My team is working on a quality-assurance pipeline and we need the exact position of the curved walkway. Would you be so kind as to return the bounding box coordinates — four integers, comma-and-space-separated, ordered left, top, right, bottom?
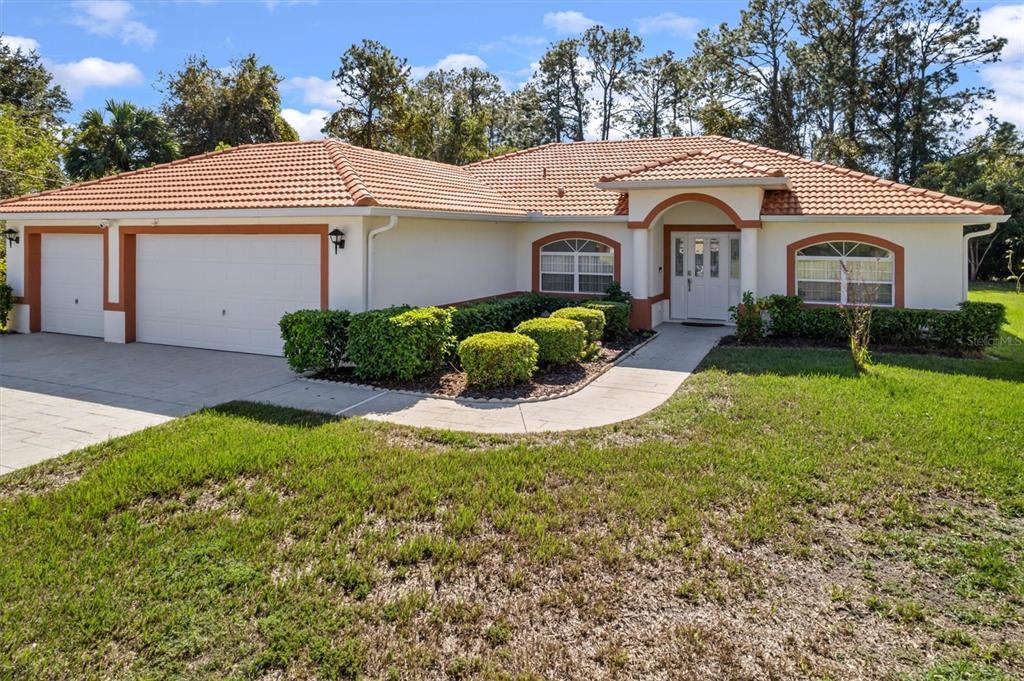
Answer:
249, 324, 729, 433
1, 325, 727, 473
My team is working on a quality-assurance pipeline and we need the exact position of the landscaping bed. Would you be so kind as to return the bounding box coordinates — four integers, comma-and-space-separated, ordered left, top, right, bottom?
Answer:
312, 331, 652, 400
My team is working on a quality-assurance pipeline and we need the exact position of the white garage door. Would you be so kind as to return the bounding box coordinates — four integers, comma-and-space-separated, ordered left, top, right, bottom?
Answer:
136, 234, 321, 355
41, 233, 105, 337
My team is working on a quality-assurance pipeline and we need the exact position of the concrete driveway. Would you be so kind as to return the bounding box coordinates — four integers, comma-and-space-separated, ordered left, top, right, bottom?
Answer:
2, 325, 725, 474
0, 334, 299, 473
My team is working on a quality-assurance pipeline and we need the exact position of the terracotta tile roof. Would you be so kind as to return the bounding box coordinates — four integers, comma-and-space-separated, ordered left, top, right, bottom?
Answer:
597, 150, 785, 183
0, 135, 1003, 218
0, 140, 524, 216
465, 136, 1004, 217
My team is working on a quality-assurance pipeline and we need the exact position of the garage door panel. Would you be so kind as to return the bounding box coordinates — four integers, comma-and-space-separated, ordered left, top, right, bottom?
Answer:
41, 234, 104, 337
136, 234, 321, 355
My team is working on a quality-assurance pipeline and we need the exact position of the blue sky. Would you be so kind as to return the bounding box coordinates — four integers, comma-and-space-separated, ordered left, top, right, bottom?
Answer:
1, 0, 1022, 140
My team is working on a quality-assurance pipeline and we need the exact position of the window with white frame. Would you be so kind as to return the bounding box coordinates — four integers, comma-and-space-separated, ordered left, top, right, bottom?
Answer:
539, 238, 615, 294
795, 240, 895, 306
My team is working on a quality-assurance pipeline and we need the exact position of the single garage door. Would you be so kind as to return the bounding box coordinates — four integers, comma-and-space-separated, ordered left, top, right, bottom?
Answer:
41, 233, 105, 337
136, 234, 321, 355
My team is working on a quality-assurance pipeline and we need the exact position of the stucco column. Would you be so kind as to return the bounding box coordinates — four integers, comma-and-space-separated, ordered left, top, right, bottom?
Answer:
631, 227, 649, 300
629, 227, 653, 330
740, 227, 759, 297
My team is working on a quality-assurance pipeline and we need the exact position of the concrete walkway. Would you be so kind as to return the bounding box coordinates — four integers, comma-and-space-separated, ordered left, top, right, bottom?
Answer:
247, 324, 728, 433
1, 324, 726, 473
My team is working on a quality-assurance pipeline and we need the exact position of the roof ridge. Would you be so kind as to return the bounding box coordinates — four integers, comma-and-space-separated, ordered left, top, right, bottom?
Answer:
324, 140, 378, 207
713, 136, 1003, 215
463, 142, 562, 168
597, 152, 700, 182
0, 143, 265, 208
596, 148, 785, 182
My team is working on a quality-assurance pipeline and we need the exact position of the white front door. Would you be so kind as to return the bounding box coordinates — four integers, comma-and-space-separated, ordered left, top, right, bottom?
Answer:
669, 233, 734, 321
135, 234, 321, 356
41, 233, 105, 337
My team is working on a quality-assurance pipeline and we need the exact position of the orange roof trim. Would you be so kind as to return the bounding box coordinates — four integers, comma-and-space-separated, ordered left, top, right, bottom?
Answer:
0, 136, 1004, 218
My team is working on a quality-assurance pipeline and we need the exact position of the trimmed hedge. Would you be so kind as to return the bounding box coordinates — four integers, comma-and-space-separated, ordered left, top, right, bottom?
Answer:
754, 295, 1005, 349
580, 300, 631, 341
279, 309, 351, 372
449, 293, 576, 340
551, 306, 605, 344
514, 317, 587, 365
0, 281, 13, 332
458, 331, 539, 387
347, 306, 454, 380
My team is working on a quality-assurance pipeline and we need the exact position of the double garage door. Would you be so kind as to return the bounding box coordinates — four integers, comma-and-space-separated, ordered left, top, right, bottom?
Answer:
38, 232, 322, 356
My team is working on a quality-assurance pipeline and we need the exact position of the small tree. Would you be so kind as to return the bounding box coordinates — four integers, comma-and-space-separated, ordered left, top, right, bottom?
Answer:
1007, 247, 1024, 294
840, 263, 874, 373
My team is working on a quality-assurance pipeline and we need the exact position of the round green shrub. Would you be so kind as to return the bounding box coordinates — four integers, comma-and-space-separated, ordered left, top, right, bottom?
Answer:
580, 300, 631, 341
458, 332, 539, 387
513, 317, 586, 366
550, 306, 606, 344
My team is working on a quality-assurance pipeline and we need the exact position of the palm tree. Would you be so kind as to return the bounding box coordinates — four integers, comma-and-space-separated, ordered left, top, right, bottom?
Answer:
64, 100, 179, 181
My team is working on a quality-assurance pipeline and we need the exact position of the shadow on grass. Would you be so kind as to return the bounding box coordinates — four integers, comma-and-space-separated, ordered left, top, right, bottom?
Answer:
207, 401, 342, 428
702, 345, 1024, 383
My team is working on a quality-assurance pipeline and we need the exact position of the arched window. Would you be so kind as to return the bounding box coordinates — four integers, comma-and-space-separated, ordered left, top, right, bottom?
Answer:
539, 238, 616, 294
795, 240, 895, 306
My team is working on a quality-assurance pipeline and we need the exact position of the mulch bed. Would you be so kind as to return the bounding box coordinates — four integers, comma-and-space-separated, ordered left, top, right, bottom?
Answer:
314, 332, 653, 400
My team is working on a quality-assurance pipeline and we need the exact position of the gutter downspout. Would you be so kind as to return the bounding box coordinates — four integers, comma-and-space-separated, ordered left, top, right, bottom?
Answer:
365, 215, 398, 311
963, 221, 998, 301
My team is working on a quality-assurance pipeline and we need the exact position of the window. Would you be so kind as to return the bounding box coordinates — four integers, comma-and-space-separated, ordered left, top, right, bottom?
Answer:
795, 240, 894, 306
729, 237, 740, 279
539, 238, 615, 294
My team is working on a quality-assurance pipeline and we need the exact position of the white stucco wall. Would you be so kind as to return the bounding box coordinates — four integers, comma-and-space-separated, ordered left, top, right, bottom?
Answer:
370, 217, 518, 308
5, 222, 25, 296
758, 221, 967, 309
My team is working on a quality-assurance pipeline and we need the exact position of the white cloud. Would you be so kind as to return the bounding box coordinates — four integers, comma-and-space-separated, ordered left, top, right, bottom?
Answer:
281, 108, 329, 140
282, 76, 340, 108
978, 4, 1024, 127
0, 35, 40, 52
476, 34, 546, 53
543, 10, 598, 35
264, 0, 318, 9
410, 53, 487, 79
71, 1, 156, 48
636, 12, 700, 37
49, 57, 144, 99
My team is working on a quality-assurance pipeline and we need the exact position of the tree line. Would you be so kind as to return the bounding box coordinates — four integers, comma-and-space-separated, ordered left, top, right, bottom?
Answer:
0, 0, 1021, 277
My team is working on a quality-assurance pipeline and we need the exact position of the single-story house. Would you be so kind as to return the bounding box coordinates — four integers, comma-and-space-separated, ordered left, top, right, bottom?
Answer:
0, 136, 1008, 356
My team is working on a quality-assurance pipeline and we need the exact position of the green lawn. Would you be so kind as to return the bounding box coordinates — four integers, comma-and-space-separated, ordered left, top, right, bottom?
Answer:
970, 281, 1024, 361
2, 344, 1022, 679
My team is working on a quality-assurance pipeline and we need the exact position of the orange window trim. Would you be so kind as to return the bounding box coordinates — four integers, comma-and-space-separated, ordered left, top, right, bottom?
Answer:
531, 231, 622, 294
660, 225, 739, 301
628, 192, 761, 230
786, 232, 905, 308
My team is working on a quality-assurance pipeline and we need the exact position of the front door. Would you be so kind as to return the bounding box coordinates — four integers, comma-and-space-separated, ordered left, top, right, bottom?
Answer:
669, 233, 733, 321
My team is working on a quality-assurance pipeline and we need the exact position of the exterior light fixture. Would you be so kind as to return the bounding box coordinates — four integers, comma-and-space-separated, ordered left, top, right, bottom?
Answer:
328, 228, 345, 253
2, 227, 19, 246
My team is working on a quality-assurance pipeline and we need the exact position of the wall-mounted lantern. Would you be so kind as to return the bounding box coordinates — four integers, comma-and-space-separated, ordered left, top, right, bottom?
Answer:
2, 227, 19, 247
328, 228, 345, 253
